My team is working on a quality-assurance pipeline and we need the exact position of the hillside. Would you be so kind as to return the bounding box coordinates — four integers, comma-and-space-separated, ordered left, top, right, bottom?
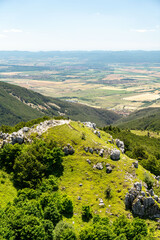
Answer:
115, 107, 160, 131
0, 81, 120, 127
0, 118, 160, 239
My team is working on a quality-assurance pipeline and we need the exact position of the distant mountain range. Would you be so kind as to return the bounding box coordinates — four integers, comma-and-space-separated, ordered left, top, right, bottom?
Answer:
0, 81, 120, 126
0, 50, 160, 64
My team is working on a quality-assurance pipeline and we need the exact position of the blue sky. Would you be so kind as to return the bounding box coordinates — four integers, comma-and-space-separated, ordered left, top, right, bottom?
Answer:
0, 0, 159, 51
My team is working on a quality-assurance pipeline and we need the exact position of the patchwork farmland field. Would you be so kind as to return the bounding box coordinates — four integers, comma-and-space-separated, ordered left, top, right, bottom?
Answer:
0, 51, 160, 114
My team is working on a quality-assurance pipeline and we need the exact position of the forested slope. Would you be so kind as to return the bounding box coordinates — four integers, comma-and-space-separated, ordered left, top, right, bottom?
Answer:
116, 107, 160, 131
0, 81, 120, 126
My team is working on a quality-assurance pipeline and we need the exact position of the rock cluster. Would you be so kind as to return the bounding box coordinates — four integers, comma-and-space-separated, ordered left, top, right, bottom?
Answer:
0, 120, 70, 148
84, 147, 106, 157
110, 149, 120, 160
63, 144, 75, 156
115, 139, 125, 153
83, 122, 96, 129
93, 162, 103, 170
32, 119, 70, 135
125, 182, 160, 218
0, 127, 30, 146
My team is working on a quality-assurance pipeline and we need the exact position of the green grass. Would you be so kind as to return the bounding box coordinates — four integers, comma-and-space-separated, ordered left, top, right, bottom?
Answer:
42, 121, 155, 232
0, 119, 160, 237
0, 170, 17, 208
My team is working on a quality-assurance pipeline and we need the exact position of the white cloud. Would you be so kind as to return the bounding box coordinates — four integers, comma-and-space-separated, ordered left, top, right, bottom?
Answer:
3, 28, 23, 33
130, 28, 156, 33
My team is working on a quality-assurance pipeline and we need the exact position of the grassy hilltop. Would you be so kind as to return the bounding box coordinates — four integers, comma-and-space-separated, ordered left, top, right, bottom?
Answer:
0, 119, 159, 239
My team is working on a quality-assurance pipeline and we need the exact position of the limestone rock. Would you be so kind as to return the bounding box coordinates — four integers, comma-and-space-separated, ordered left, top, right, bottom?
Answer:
155, 176, 160, 181
125, 183, 160, 218
115, 139, 125, 153
99, 198, 105, 207
93, 163, 103, 170
134, 182, 142, 191
63, 144, 75, 156
83, 122, 96, 129
99, 149, 104, 157
86, 159, 91, 164
133, 161, 138, 168
84, 147, 89, 152
110, 149, 120, 160
149, 189, 154, 196
106, 166, 112, 173
89, 148, 93, 154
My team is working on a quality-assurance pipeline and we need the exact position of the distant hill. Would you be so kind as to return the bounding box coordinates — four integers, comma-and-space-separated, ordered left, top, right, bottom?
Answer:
0, 81, 120, 126
116, 107, 160, 131
0, 50, 160, 64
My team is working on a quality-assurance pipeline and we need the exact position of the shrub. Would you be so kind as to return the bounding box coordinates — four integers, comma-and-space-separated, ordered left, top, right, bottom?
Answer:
53, 221, 77, 240
61, 195, 73, 217
82, 205, 92, 222
105, 186, 112, 199
44, 202, 62, 226
143, 173, 154, 190
81, 132, 86, 140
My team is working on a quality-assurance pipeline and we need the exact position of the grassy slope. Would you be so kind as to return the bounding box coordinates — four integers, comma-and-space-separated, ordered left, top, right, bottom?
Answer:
0, 120, 159, 237
0, 81, 120, 127
115, 107, 160, 131
0, 170, 17, 208
42, 121, 156, 234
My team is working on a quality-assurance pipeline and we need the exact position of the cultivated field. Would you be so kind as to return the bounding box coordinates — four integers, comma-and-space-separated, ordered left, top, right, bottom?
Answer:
0, 52, 160, 114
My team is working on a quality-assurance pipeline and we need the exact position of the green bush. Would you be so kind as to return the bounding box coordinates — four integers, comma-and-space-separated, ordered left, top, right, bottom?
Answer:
82, 205, 92, 222
105, 186, 112, 199
143, 173, 154, 190
0, 143, 22, 172
44, 202, 62, 226
53, 221, 77, 240
13, 140, 64, 188
61, 195, 73, 217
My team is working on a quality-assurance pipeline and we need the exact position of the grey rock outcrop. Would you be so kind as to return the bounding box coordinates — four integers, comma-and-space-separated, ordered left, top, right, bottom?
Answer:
149, 189, 154, 196
110, 149, 120, 160
115, 139, 124, 153
133, 161, 138, 168
89, 148, 93, 154
106, 166, 112, 173
84, 147, 89, 152
63, 144, 75, 156
0, 119, 70, 148
83, 122, 96, 129
93, 163, 103, 170
134, 182, 142, 191
155, 176, 160, 181
99, 149, 104, 157
125, 183, 160, 218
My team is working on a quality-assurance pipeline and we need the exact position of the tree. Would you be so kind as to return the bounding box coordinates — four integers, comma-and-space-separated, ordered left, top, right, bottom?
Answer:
0, 143, 22, 172
44, 202, 62, 226
53, 221, 77, 240
82, 206, 92, 222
